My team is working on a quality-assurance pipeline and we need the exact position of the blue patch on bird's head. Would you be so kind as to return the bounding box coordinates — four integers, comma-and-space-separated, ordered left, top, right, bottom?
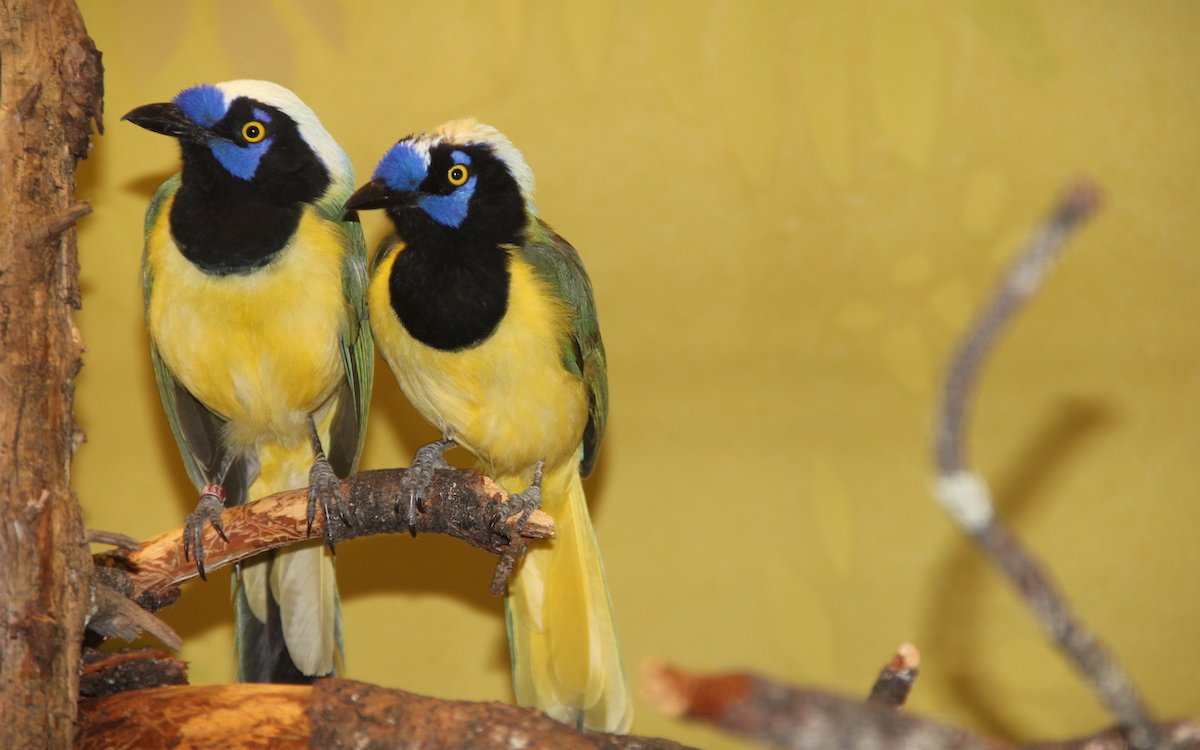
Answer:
209, 138, 273, 180
417, 176, 476, 228
174, 84, 227, 128
416, 149, 477, 227
373, 141, 428, 192
174, 87, 274, 181
375, 142, 478, 227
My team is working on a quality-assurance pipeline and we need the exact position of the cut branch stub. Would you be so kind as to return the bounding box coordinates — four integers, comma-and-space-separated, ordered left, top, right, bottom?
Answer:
867, 643, 921, 709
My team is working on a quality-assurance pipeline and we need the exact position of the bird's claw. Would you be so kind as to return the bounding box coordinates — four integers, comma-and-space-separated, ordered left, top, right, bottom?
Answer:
183, 484, 227, 581
492, 461, 544, 540
486, 462, 543, 596
307, 454, 347, 549
398, 439, 454, 536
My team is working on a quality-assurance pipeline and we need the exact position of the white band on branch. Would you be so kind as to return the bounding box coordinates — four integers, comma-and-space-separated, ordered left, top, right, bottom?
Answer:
934, 471, 994, 533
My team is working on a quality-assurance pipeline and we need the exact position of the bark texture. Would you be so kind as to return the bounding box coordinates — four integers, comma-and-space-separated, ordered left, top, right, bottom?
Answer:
76, 681, 699, 750
641, 661, 1200, 750
92, 467, 555, 617
0, 0, 101, 746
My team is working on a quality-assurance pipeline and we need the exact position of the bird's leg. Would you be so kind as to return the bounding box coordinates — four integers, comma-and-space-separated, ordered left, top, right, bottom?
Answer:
398, 437, 456, 535
492, 460, 544, 539
183, 451, 235, 580
306, 413, 349, 548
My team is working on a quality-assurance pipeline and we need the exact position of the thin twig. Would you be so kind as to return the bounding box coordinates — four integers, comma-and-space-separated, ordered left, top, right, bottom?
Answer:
933, 180, 1161, 749
85, 529, 140, 550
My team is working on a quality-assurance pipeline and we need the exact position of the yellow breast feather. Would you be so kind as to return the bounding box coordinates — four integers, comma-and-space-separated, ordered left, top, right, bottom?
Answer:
369, 248, 586, 478
147, 199, 350, 452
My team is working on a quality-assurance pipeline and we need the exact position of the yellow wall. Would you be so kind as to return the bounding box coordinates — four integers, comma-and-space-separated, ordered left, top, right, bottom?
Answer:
74, 2, 1198, 747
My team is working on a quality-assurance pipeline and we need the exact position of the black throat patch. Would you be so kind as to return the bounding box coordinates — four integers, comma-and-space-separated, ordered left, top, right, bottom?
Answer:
168, 99, 330, 276
169, 166, 302, 275
385, 142, 526, 351
388, 227, 512, 351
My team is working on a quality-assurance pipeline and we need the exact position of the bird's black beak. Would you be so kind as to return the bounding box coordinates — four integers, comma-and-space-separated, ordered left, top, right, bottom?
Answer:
122, 102, 209, 143
343, 178, 415, 218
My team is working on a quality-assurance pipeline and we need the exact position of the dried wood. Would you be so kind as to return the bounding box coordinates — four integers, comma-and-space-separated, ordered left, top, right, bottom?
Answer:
0, 0, 102, 746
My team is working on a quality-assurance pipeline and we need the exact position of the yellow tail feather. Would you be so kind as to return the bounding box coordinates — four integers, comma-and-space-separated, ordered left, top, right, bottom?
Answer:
269, 540, 338, 676
503, 463, 631, 733
236, 438, 341, 679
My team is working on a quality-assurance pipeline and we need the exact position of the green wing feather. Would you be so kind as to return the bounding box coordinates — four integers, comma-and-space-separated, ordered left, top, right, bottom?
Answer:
141, 175, 185, 443
316, 191, 374, 478
141, 174, 247, 496
517, 219, 608, 477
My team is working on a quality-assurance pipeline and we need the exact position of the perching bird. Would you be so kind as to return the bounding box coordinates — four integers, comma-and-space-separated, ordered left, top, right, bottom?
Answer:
124, 80, 372, 683
345, 120, 630, 732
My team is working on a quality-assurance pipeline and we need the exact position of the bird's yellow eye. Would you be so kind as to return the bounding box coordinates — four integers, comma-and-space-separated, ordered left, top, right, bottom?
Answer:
241, 121, 267, 143
447, 164, 470, 186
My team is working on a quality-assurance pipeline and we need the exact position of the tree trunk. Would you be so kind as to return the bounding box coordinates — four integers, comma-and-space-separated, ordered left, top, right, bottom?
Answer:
0, 0, 101, 746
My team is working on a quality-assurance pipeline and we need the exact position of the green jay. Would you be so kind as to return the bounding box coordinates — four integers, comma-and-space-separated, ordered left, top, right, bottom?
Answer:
124, 80, 372, 682
345, 119, 630, 732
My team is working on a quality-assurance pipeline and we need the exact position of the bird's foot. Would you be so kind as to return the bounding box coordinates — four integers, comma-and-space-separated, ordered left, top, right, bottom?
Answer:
183, 484, 228, 580
398, 438, 455, 535
492, 461, 544, 540
307, 453, 348, 548
487, 462, 545, 594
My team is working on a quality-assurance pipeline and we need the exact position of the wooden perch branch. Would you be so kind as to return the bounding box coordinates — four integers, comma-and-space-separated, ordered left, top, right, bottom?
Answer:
76, 680, 698, 750
93, 467, 554, 615
932, 180, 1164, 749
1025, 725, 1200, 750
640, 659, 1200, 750
641, 658, 1002, 750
